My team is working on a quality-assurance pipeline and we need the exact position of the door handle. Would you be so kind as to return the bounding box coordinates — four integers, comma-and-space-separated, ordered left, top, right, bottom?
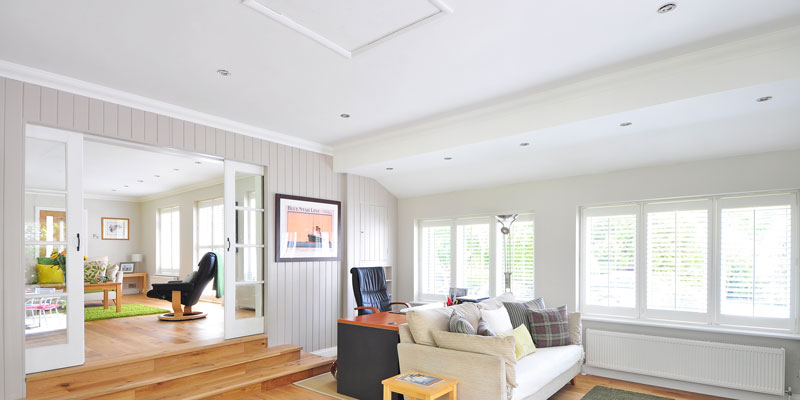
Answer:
77, 233, 81, 252
227, 238, 231, 252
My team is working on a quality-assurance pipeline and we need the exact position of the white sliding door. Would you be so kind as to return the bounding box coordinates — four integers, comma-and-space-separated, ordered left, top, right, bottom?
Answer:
24, 125, 85, 373
224, 160, 266, 339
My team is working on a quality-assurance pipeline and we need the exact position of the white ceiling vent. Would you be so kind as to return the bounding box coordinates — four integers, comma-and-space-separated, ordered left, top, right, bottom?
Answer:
241, 0, 452, 58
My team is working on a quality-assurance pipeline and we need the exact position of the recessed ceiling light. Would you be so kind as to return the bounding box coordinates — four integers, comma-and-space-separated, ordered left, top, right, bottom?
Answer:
216, 69, 231, 77
111, 189, 117, 192
519, 142, 530, 147
340, 113, 350, 118
194, 161, 202, 164
123, 185, 129, 188
173, 168, 180, 171
154, 175, 160, 178
657, 3, 677, 14
386, 167, 394, 171
756, 96, 772, 102
137, 179, 144, 183
444, 157, 453, 161
620, 122, 633, 127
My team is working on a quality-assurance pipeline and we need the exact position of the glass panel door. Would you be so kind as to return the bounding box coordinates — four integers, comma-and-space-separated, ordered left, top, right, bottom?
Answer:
224, 160, 266, 338
24, 125, 84, 373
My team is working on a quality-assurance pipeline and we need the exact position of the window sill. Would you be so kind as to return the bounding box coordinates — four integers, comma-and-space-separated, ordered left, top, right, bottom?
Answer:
582, 315, 800, 341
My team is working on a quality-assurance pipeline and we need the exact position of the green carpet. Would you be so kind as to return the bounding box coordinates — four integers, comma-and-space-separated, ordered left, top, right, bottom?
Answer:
582, 386, 674, 400
84, 304, 169, 322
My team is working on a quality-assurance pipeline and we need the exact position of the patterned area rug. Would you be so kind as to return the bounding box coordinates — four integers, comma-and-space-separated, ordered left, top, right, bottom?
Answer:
582, 386, 675, 400
84, 304, 169, 321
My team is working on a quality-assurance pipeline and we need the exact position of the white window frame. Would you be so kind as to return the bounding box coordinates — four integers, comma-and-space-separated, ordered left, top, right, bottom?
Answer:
579, 191, 799, 333
157, 205, 180, 276
195, 197, 225, 267
417, 213, 535, 302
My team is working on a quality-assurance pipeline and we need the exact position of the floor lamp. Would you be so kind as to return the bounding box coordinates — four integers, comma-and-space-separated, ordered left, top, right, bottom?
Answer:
496, 214, 518, 293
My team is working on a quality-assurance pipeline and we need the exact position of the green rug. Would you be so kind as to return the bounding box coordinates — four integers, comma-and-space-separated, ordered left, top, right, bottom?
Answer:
84, 304, 169, 322
582, 386, 674, 400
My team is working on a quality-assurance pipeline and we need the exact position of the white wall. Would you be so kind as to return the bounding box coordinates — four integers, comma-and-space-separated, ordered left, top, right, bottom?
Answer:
84, 198, 141, 266
397, 149, 800, 394
139, 183, 222, 279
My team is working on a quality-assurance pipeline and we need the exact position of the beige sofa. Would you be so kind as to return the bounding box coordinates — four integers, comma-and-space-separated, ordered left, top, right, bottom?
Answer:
397, 295, 584, 400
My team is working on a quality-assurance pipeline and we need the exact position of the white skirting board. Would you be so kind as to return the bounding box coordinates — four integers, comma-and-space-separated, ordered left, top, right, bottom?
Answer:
584, 366, 790, 400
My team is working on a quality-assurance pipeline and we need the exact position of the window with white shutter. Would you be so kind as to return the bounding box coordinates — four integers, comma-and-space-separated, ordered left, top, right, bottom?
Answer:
457, 220, 491, 297
420, 222, 452, 297
718, 193, 796, 329
157, 206, 180, 276
196, 197, 225, 269
497, 216, 535, 300
644, 200, 710, 321
582, 206, 637, 316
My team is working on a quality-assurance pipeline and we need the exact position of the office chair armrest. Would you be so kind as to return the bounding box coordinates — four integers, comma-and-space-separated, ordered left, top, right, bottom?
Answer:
354, 306, 380, 314
151, 282, 195, 292
390, 302, 411, 308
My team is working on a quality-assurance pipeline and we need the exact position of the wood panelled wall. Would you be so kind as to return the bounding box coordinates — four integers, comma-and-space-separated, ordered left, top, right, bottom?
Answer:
344, 175, 398, 317
0, 77, 357, 398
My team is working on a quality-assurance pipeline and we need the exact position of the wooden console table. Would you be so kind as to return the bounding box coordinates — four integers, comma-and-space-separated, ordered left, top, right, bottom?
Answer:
124, 272, 148, 294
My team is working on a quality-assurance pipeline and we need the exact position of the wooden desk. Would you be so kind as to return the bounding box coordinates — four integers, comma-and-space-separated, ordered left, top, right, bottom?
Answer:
124, 272, 148, 294
337, 312, 407, 400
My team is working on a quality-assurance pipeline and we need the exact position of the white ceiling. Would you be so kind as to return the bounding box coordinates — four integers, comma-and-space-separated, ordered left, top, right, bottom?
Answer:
2, 1, 800, 146
26, 136, 223, 201
348, 78, 800, 197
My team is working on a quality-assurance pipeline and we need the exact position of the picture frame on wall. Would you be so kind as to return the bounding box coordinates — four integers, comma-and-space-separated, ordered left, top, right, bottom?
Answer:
101, 217, 129, 240
119, 262, 135, 273
276, 194, 341, 262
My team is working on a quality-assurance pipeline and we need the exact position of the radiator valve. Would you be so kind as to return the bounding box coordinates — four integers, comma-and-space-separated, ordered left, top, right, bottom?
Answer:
785, 386, 792, 398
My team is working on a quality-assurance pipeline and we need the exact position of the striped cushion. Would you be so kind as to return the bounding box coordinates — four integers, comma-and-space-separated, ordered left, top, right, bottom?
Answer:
503, 297, 546, 330
449, 312, 476, 334
476, 317, 496, 336
526, 305, 571, 347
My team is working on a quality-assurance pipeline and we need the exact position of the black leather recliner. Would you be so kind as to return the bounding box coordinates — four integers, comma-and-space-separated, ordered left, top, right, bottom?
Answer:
147, 252, 218, 321
350, 266, 409, 315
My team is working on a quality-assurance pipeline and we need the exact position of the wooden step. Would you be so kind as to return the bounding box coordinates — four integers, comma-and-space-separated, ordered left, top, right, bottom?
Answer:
25, 334, 271, 400
136, 353, 334, 400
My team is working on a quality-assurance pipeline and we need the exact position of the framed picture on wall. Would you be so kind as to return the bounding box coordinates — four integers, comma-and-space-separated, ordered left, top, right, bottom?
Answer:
276, 194, 341, 262
101, 217, 129, 240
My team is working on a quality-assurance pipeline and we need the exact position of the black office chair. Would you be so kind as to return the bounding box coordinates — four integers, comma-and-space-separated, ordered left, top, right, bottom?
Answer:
147, 252, 218, 321
350, 267, 410, 315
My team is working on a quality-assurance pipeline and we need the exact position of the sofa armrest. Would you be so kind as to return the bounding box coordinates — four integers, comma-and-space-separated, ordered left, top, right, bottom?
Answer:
398, 343, 507, 400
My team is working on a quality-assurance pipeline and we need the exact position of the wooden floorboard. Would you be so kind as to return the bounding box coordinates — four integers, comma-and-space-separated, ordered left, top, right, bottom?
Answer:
255, 375, 729, 400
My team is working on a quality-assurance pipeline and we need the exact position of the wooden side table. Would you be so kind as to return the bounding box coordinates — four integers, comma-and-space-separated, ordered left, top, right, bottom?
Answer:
382, 371, 458, 400
123, 272, 148, 294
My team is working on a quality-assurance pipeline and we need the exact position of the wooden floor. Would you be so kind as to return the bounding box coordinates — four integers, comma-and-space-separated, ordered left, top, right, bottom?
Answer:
26, 294, 256, 364
256, 375, 728, 400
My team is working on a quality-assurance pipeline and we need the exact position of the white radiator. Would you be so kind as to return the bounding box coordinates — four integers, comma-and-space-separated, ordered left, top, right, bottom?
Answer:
586, 329, 785, 396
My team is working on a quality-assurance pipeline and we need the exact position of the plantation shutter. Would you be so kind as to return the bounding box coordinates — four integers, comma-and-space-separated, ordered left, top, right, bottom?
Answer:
421, 224, 452, 296
497, 217, 535, 299
583, 206, 637, 313
457, 220, 491, 296
645, 200, 710, 315
719, 194, 794, 321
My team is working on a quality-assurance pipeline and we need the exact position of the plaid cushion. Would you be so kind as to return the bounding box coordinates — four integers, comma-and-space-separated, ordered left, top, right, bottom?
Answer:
449, 311, 476, 335
503, 297, 546, 330
476, 317, 496, 336
526, 305, 571, 347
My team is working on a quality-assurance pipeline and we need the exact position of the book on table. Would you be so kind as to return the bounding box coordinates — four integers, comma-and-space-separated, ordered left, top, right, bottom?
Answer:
395, 372, 442, 387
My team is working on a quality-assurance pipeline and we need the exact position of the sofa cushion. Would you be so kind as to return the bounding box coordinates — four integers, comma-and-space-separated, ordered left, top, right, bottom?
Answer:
478, 292, 516, 310
406, 307, 454, 346
527, 305, 571, 347
476, 317, 496, 336
481, 306, 513, 334
84, 257, 109, 283
568, 312, 582, 345
512, 345, 584, 400
503, 298, 546, 330
432, 330, 518, 388
36, 264, 64, 284
449, 302, 481, 329
106, 264, 120, 282
449, 311, 476, 334
499, 324, 536, 359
